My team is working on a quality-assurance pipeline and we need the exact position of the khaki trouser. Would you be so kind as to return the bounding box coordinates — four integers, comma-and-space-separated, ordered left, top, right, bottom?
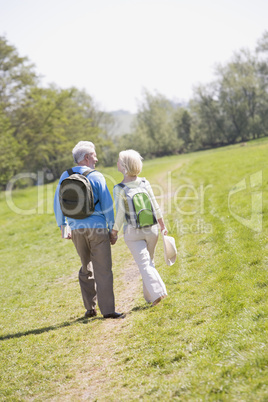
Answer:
124, 224, 167, 303
72, 228, 115, 316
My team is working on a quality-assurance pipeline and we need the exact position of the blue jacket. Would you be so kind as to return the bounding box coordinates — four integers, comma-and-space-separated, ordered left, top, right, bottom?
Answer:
54, 166, 114, 231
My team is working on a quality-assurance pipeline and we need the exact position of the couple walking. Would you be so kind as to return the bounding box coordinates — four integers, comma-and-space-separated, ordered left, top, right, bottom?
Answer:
54, 141, 167, 319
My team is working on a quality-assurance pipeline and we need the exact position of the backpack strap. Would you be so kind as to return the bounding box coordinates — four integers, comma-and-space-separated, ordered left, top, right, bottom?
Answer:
82, 169, 95, 177
140, 178, 146, 186
67, 168, 74, 176
118, 179, 146, 187
116, 183, 130, 223
82, 169, 99, 206
67, 168, 95, 177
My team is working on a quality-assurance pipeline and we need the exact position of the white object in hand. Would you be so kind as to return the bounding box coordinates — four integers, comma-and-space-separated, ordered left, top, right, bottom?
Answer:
61, 224, 71, 239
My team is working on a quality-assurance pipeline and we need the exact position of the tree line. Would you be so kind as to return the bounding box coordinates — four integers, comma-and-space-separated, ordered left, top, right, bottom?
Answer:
118, 31, 268, 157
1, 32, 268, 189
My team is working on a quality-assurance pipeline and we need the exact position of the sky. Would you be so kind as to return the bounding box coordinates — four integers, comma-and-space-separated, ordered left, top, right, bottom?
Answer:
0, 0, 268, 113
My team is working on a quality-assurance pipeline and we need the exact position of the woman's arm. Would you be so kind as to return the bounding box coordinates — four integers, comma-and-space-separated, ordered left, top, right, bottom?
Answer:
112, 185, 126, 232
157, 217, 168, 235
145, 179, 168, 235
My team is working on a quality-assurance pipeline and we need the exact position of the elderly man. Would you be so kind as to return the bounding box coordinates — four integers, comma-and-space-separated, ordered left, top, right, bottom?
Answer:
54, 141, 123, 319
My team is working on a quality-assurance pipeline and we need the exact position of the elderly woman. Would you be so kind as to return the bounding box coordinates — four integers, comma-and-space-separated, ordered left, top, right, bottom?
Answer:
110, 150, 167, 306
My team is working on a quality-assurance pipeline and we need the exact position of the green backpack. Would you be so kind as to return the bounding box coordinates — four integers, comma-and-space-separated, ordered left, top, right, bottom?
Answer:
59, 168, 96, 219
118, 179, 157, 228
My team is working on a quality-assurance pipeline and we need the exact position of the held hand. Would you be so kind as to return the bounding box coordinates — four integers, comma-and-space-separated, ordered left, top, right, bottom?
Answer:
61, 225, 72, 239
161, 227, 168, 236
158, 218, 168, 235
110, 236, 117, 245
109, 230, 118, 245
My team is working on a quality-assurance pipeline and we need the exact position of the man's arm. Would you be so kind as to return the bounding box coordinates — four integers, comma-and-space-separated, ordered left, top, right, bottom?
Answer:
96, 174, 115, 231
53, 183, 67, 228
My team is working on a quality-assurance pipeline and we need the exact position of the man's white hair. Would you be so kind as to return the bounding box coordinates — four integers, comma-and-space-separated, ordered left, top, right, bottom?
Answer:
72, 141, 95, 163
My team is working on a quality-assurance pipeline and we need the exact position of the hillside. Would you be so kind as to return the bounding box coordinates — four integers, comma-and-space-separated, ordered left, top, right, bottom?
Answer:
0, 138, 267, 400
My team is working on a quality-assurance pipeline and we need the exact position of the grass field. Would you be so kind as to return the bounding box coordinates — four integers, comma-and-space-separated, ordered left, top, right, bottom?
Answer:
0, 139, 268, 401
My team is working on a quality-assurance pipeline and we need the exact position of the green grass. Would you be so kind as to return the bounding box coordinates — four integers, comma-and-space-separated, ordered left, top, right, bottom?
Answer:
1, 140, 268, 401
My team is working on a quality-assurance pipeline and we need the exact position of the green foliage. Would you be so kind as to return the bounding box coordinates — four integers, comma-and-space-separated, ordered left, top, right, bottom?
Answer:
174, 108, 192, 149
256, 29, 268, 53
13, 86, 103, 178
190, 46, 268, 150
0, 36, 37, 111
190, 83, 227, 148
0, 36, 114, 188
0, 111, 22, 187
0, 36, 38, 188
217, 49, 266, 142
134, 89, 181, 157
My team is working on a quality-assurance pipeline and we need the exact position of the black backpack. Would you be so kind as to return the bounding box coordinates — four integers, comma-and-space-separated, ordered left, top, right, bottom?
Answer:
59, 168, 96, 219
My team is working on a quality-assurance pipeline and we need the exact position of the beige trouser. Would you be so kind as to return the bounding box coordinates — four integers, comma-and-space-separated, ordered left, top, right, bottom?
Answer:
124, 224, 167, 303
72, 228, 115, 316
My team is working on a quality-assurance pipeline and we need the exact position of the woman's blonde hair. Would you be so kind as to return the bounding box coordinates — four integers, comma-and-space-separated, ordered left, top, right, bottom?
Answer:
118, 149, 143, 176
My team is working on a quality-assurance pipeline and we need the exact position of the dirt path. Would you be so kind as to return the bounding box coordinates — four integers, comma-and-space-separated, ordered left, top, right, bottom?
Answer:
81, 259, 141, 401
56, 245, 142, 401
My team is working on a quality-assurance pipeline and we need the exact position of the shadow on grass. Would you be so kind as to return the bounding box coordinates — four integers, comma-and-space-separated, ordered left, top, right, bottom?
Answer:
131, 304, 151, 312
1, 305, 146, 341
0, 316, 102, 341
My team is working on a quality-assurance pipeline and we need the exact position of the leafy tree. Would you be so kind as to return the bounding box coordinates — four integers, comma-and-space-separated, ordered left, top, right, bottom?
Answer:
191, 46, 268, 148
216, 50, 262, 142
0, 110, 22, 189
0, 36, 112, 186
0, 36, 37, 112
0, 36, 38, 187
256, 30, 268, 53
13, 86, 105, 178
135, 90, 180, 157
256, 31, 268, 135
66, 88, 116, 166
191, 83, 227, 148
173, 108, 192, 151
117, 125, 152, 158
13, 86, 73, 176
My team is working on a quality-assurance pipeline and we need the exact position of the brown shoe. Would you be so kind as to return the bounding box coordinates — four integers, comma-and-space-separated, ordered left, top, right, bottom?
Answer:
152, 295, 167, 306
85, 309, 97, 318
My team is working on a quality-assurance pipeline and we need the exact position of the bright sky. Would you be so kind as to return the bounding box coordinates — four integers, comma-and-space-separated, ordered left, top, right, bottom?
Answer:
0, 0, 268, 113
